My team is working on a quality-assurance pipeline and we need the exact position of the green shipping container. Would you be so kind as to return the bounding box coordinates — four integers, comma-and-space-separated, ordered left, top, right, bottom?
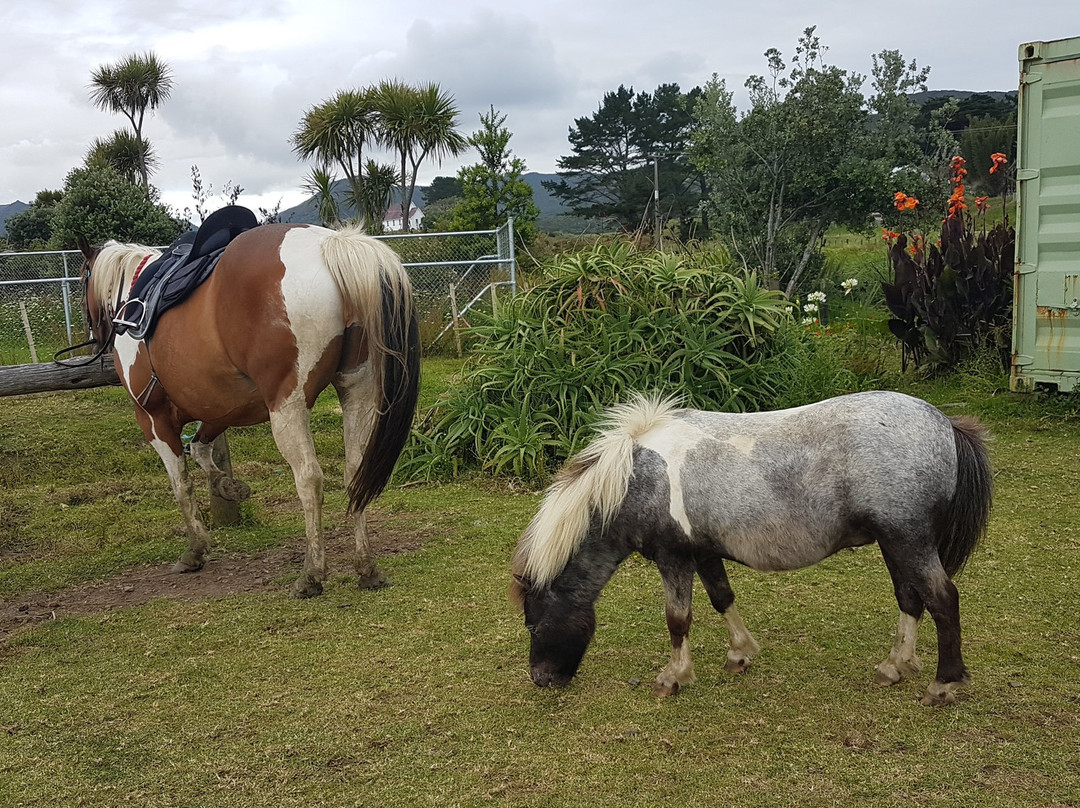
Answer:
1011, 36, 1080, 392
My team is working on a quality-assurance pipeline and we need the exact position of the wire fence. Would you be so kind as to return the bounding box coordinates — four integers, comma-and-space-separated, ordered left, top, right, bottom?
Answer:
0, 220, 515, 365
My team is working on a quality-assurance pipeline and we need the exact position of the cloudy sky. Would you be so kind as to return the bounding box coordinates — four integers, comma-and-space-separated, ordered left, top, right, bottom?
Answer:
2, 0, 1079, 215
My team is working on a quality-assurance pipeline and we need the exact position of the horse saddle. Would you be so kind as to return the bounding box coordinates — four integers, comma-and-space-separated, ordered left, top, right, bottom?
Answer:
113, 205, 259, 341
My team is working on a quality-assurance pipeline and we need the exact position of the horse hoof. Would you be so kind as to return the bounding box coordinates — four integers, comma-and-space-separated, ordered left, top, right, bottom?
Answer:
873, 662, 902, 686
171, 556, 204, 574
291, 578, 324, 599
724, 656, 751, 674
356, 569, 390, 590
215, 477, 251, 502
920, 681, 958, 707
653, 680, 681, 698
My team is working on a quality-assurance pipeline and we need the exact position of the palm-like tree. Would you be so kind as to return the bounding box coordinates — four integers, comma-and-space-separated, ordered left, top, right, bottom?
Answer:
301, 167, 342, 227
349, 161, 399, 235
85, 130, 157, 186
88, 52, 173, 194
372, 80, 467, 232
291, 89, 378, 211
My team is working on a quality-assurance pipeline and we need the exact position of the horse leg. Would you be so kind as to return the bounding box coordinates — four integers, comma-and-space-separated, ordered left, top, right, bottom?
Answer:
189, 433, 251, 508
917, 567, 968, 706
879, 539, 968, 705
268, 398, 327, 599
875, 542, 927, 687
653, 554, 696, 698
696, 552, 761, 673
334, 366, 388, 590
135, 410, 210, 573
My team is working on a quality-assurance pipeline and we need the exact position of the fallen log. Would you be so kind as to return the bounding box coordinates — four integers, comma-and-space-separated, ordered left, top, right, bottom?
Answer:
0, 356, 120, 397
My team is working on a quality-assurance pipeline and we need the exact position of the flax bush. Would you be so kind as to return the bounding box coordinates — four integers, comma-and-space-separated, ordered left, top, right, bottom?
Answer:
400, 241, 808, 483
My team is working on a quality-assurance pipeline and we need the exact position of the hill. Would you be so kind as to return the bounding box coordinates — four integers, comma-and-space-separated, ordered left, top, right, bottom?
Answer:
0, 201, 30, 238
273, 173, 595, 234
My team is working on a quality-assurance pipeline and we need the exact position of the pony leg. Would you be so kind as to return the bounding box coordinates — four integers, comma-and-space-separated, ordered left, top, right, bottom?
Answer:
918, 569, 969, 706
138, 414, 210, 574
269, 399, 327, 599
189, 434, 251, 507
874, 612, 923, 686
696, 553, 761, 673
334, 366, 388, 590
879, 541, 967, 705
653, 556, 696, 698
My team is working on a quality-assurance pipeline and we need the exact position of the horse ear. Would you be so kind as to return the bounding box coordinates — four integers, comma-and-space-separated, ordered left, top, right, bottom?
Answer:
76, 234, 93, 260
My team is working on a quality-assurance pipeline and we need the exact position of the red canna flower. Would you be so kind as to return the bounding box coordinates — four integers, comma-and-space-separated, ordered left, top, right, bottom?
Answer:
975, 195, 990, 213
881, 228, 900, 244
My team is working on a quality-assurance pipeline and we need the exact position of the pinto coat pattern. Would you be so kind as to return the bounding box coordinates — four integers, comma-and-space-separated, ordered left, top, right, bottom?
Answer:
79, 223, 419, 598
512, 392, 992, 706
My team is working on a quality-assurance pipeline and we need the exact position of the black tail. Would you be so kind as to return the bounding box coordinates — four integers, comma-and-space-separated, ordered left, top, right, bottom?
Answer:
347, 275, 421, 512
939, 416, 993, 577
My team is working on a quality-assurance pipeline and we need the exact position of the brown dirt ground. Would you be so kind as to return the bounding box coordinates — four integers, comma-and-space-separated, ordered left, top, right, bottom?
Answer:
0, 514, 422, 643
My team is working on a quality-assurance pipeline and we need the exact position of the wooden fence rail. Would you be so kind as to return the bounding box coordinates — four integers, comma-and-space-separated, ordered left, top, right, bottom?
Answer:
0, 356, 120, 397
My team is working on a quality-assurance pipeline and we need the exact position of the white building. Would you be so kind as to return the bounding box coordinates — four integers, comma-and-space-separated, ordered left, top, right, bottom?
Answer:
383, 203, 423, 232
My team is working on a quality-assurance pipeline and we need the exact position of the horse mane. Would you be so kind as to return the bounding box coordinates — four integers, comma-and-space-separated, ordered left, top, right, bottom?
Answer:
90, 241, 162, 317
511, 393, 681, 605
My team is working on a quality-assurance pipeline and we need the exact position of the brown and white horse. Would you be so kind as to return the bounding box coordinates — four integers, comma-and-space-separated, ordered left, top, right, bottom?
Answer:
77, 223, 420, 598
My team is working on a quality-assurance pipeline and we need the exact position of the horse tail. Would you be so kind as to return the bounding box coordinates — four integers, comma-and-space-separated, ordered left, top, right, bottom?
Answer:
939, 415, 993, 578
511, 394, 680, 604
320, 225, 420, 513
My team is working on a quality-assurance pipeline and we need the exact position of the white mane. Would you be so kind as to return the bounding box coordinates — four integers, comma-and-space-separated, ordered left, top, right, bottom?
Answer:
514, 393, 681, 591
90, 241, 161, 317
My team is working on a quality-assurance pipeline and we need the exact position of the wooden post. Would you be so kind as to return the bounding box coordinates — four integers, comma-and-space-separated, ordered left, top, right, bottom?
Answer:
0, 356, 120, 397
449, 283, 463, 358
208, 433, 241, 526
18, 301, 38, 364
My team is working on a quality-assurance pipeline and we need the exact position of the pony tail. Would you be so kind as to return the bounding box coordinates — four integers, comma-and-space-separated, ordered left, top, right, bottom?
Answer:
511, 394, 680, 599
939, 416, 993, 577
320, 226, 420, 513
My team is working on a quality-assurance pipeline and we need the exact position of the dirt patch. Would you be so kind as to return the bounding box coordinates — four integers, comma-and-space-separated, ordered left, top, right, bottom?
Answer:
0, 514, 422, 643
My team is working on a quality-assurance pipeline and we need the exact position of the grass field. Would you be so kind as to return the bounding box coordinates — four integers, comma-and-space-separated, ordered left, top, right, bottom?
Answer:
1, 358, 1079, 807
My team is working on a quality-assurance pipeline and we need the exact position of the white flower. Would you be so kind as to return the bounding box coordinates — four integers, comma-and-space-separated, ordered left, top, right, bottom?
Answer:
807, 291, 827, 303
784, 306, 794, 316
803, 302, 819, 314
841, 278, 859, 295
801, 316, 816, 326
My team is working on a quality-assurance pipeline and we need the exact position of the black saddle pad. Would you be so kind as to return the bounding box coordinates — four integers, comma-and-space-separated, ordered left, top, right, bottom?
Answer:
114, 206, 258, 340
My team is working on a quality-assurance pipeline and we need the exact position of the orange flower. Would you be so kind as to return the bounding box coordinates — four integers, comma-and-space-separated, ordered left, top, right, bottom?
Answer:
904, 196, 919, 210
881, 228, 900, 243
990, 152, 1008, 174
893, 191, 908, 210
975, 195, 990, 213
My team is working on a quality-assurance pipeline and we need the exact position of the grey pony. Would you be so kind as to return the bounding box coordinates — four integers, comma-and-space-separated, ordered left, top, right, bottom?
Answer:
512, 391, 992, 707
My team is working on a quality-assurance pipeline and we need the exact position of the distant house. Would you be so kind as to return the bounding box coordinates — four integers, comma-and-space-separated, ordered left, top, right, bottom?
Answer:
383, 203, 423, 232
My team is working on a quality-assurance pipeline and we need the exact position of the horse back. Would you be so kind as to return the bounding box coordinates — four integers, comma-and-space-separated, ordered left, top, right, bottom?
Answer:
147, 224, 349, 423
629, 392, 958, 572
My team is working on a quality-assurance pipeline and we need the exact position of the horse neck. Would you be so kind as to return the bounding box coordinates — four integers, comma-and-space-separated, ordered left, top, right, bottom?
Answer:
91, 244, 157, 315
546, 528, 631, 611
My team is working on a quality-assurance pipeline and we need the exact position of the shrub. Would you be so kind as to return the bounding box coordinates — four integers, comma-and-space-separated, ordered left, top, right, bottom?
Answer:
881, 156, 1014, 372
400, 241, 798, 483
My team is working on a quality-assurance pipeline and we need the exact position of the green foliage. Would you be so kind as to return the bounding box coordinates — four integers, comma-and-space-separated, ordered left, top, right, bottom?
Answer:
401, 242, 802, 483
691, 28, 883, 295
49, 165, 186, 248
3, 196, 60, 250
449, 106, 539, 245
545, 83, 704, 236
882, 158, 1015, 373
87, 51, 173, 194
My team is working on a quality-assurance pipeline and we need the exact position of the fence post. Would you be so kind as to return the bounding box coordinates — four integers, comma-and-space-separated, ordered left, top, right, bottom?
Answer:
61, 253, 74, 345
18, 301, 38, 363
449, 283, 463, 358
